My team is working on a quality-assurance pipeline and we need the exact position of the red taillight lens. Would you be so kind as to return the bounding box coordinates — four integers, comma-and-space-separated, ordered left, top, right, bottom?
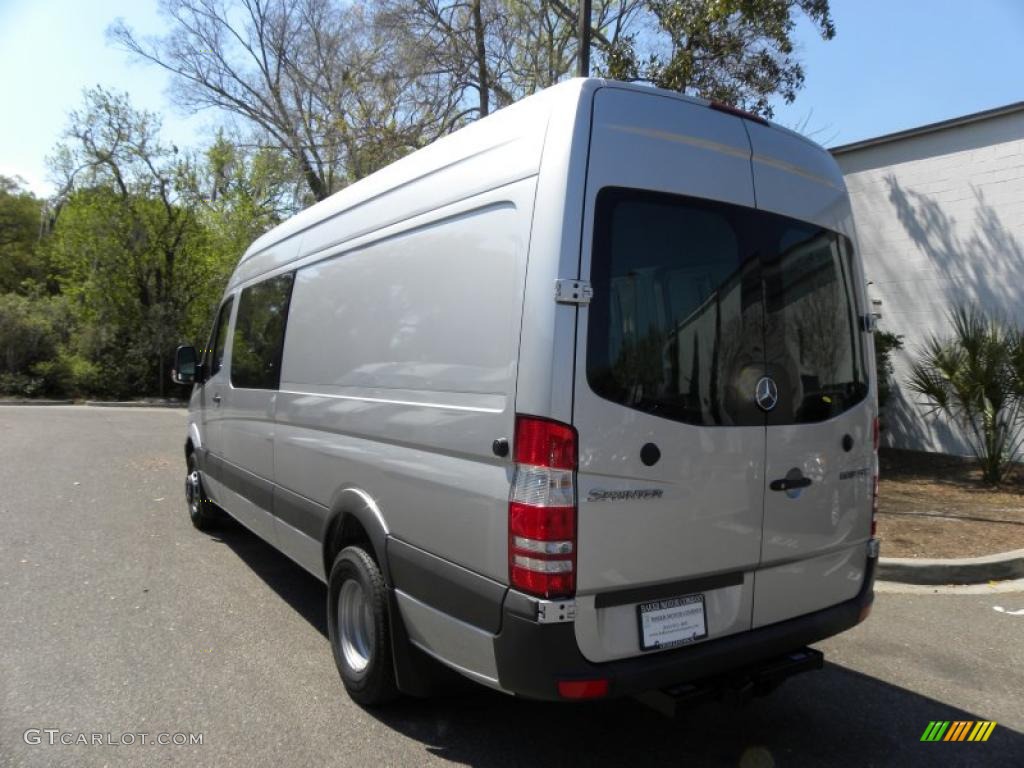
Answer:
511, 563, 575, 599
509, 415, 578, 599
510, 501, 574, 541
557, 679, 609, 699
515, 415, 577, 470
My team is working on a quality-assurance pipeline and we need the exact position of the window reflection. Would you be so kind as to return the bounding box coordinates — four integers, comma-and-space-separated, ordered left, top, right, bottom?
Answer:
231, 274, 294, 390
587, 188, 866, 427
764, 232, 866, 424
208, 297, 233, 376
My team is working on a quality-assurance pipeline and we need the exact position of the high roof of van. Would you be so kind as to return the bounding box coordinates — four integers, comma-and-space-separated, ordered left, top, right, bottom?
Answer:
239, 78, 822, 266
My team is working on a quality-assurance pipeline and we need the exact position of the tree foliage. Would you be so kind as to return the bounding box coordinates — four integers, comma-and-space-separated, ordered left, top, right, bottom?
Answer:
0, 87, 304, 401
0, 292, 73, 396
874, 327, 903, 412
603, 0, 835, 117
178, 130, 299, 292
378, 0, 638, 119
0, 177, 47, 293
47, 87, 220, 396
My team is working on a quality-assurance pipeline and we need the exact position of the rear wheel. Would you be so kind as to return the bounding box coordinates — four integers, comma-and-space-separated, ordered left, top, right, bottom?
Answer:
185, 453, 218, 531
327, 546, 399, 706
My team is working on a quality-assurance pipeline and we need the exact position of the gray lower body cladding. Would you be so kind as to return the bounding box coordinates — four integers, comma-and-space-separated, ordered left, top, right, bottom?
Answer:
386, 533, 877, 700
492, 554, 875, 700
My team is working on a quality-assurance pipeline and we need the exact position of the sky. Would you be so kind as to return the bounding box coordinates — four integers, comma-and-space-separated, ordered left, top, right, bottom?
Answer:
0, 0, 1022, 197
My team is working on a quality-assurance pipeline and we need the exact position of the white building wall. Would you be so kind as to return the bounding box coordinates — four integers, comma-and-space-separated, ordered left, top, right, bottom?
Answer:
834, 110, 1024, 455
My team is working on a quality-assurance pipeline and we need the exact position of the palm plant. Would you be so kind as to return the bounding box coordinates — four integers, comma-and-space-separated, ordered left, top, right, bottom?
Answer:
907, 306, 1024, 485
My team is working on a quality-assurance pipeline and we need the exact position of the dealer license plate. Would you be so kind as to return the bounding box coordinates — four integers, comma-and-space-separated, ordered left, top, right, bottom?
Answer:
637, 594, 708, 651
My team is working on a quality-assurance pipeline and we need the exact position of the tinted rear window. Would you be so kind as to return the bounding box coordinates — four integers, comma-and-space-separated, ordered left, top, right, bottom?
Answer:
587, 188, 867, 427
763, 228, 868, 424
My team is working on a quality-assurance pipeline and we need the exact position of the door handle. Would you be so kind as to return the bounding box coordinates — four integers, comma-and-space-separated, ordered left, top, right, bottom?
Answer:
212, 393, 222, 405
770, 476, 812, 492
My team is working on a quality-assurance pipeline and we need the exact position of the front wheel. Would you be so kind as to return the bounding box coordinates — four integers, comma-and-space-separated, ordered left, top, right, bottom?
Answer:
185, 453, 218, 531
327, 546, 399, 706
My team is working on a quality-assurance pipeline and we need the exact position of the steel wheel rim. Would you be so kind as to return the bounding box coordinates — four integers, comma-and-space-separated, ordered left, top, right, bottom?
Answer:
186, 469, 201, 516
338, 579, 374, 673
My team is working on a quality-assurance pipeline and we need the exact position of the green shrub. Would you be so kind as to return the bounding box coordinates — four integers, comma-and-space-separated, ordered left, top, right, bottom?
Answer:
0, 293, 63, 375
0, 372, 45, 398
908, 306, 1024, 485
26, 352, 102, 398
0, 292, 84, 398
63, 353, 104, 396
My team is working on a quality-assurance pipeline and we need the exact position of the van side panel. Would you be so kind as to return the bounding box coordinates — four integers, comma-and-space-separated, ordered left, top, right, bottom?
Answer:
274, 179, 536, 584
231, 87, 555, 289
219, 390, 279, 546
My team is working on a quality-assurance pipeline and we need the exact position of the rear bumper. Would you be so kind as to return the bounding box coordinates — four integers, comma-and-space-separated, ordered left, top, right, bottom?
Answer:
492, 552, 876, 700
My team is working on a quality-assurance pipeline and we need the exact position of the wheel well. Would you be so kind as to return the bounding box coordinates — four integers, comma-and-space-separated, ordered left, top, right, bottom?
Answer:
184, 438, 194, 460
324, 513, 376, 576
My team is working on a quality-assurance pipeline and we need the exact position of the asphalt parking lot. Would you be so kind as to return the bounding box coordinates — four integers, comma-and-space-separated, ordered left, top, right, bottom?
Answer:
1, 406, 1022, 767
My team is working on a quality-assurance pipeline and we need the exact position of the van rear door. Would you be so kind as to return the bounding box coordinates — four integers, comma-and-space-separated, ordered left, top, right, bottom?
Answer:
570, 88, 874, 664
747, 123, 875, 628
571, 88, 765, 663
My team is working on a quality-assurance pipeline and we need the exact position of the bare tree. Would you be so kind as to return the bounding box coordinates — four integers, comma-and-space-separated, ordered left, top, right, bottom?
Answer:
376, 0, 508, 121
378, 0, 640, 121
110, 0, 450, 201
504, 0, 639, 91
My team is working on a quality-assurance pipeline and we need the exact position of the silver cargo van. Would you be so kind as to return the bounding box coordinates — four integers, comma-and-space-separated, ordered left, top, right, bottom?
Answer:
172, 78, 879, 707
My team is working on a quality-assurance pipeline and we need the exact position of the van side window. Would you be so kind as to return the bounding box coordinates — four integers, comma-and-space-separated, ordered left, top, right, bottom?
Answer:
231, 274, 294, 390
207, 297, 234, 377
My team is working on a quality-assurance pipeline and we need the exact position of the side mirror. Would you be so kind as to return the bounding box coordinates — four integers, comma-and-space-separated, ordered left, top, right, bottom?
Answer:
172, 345, 199, 385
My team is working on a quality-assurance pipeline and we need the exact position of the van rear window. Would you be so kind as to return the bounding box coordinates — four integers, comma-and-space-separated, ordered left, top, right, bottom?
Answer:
586, 187, 867, 427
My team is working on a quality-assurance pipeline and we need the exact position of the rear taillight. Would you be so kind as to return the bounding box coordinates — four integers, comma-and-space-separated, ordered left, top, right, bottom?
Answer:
871, 416, 880, 538
509, 415, 577, 598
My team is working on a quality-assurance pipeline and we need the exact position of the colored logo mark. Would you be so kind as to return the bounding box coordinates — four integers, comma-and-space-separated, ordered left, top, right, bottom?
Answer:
920, 721, 997, 742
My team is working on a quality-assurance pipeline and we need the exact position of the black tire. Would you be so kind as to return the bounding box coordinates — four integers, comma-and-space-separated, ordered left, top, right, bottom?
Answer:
327, 546, 399, 706
185, 453, 218, 531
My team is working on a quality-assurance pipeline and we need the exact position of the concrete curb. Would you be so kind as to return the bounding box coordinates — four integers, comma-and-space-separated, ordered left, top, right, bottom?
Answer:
878, 548, 1024, 585
0, 399, 74, 406
84, 401, 186, 408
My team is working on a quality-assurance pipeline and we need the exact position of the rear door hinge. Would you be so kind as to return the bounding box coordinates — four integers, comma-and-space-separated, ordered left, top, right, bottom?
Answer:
555, 279, 593, 305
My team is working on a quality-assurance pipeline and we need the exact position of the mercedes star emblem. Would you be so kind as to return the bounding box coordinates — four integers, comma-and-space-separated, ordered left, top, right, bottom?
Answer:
755, 376, 779, 412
